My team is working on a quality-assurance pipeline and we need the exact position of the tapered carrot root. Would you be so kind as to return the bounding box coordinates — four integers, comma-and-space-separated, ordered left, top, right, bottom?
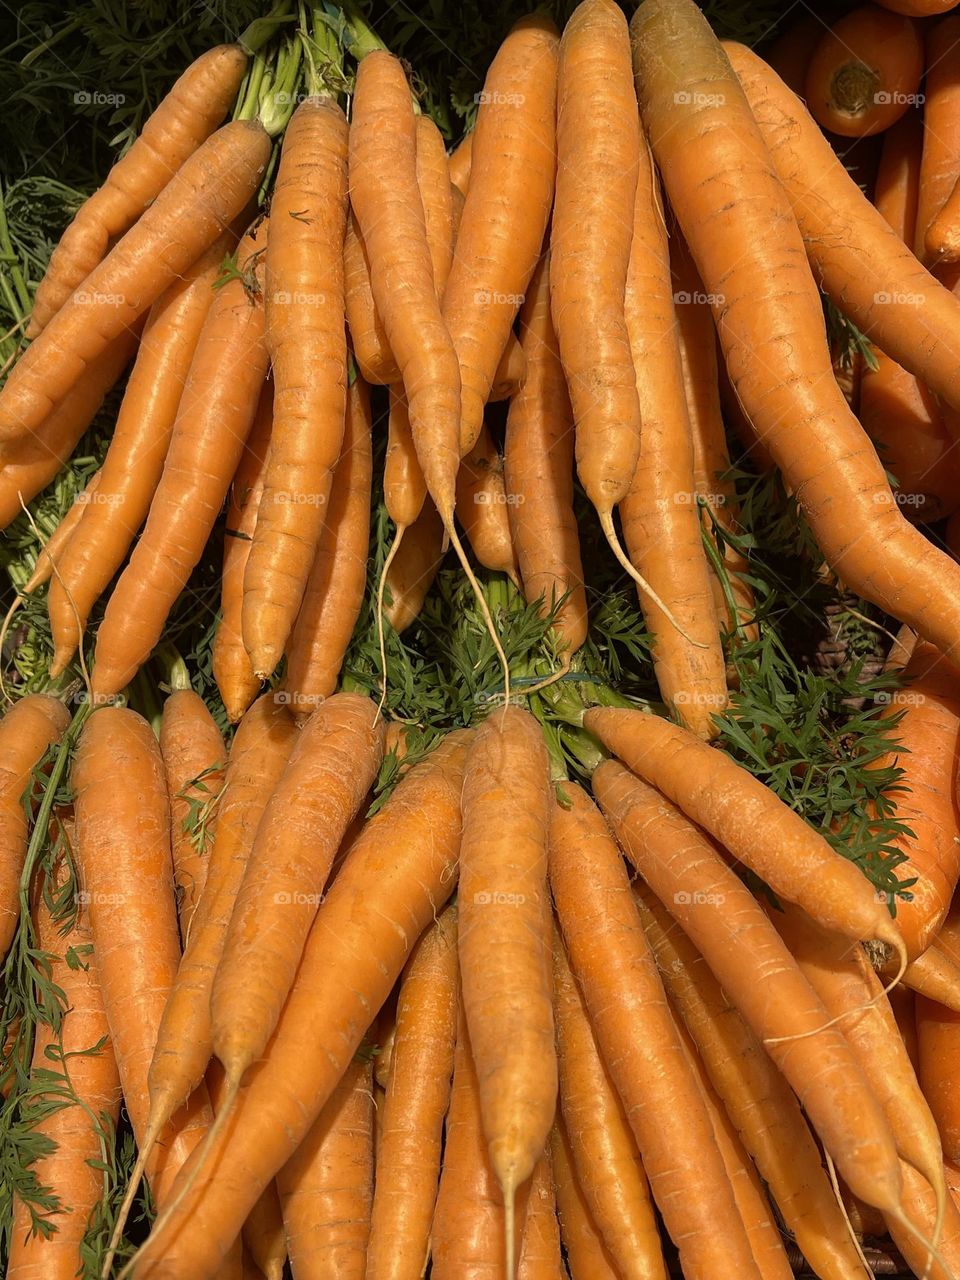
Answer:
276, 1055, 375, 1279
243, 96, 349, 678
283, 376, 372, 714
927, 174, 960, 264
489, 333, 527, 401
212, 383, 272, 723
28, 44, 247, 336
383, 500, 446, 635
343, 211, 400, 385
914, 17, 960, 261
92, 218, 270, 698
448, 131, 473, 195
241, 1186, 286, 1280
0, 695, 70, 958
0, 119, 270, 447
384, 390, 426, 532
127, 732, 470, 1280
904, 943, 960, 1011
517, 1151, 562, 1280
455, 422, 520, 582
21, 470, 99, 594
550, 782, 761, 1279
550, 1122, 620, 1280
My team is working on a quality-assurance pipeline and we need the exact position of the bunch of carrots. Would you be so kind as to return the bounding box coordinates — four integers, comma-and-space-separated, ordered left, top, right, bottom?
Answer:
8, 0, 960, 1276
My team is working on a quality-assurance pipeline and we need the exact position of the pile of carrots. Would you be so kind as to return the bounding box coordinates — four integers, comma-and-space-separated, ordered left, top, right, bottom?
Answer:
8, 0, 960, 1276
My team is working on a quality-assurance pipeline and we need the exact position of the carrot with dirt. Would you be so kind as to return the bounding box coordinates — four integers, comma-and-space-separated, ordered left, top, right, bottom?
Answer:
550, 1123, 620, 1280
212, 383, 272, 724
585, 707, 905, 960
7, 861, 122, 1280
593, 761, 907, 1219
550, 781, 761, 1279
27, 43, 248, 337
125, 731, 470, 1280
20, 471, 100, 595
367, 907, 459, 1280
243, 72, 350, 680
283, 375, 372, 714
276, 1054, 375, 1279
804, 6, 922, 138
211, 693, 383, 1090
503, 252, 588, 659
159, 689, 227, 941
0, 119, 270, 447
621, 119, 727, 738
383, 499, 447, 635
0, 695, 70, 958
448, 130, 473, 195
552, 927, 667, 1280
91, 218, 270, 698
455, 422, 520, 582
517, 1152, 562, 1280
443, 15, 558, 454
47, 230, 233, 674
459, 706, 556, 1265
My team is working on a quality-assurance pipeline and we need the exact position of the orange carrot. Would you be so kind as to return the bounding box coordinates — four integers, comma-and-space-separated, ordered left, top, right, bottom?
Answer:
343, 211, 399, 385
417, 115, 455, 300
876, 0, 958, 11
21, 471, 100, 595
489, 332, 527, 402
383, 389, 426, 533
448, 131, 473, 196
455, 422, 520, 582
384, 500, 446, 635
241, 1187, 286, 1280
517, 1152, 562, 1280
927, 172, 960, 264
915, 17, 960, 261
550, 1122, 620, 1280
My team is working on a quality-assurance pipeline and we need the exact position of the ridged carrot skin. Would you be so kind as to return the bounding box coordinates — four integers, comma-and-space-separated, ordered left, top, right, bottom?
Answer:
243, 96, 349, 678
516, 1152, 562, 1280
550, 1122, 620, 1280
91, 218, 270, 697
343, 211, 400, 385
0, 120, 270, 446
28, 44, 247, 335
211, 693, 384, 1080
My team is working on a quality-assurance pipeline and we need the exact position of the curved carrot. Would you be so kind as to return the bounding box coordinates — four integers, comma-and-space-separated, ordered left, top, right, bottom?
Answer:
159, 689, 226, 941
384, 499, 446, 635
550, 1122, 620, 1280
0, 119, 270, 447
448, 131, 473, 196
455, 422, 520, 582
21, 470, 100, 595
343, 211, 399, 385
28, 44, 247, 336
0, 695, 71, 958
417, 115, 455, 299
489, 332, 526, 402
383, 389, 425, 531
549, 781, 761, 1279
902, 944, 960, 1011
915, 17, 960, 262
91, 218, 270, 697
283, 375, 372, 715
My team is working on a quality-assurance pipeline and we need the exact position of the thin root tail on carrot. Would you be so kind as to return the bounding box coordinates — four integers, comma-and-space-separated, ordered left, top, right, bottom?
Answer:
375, 524, 405, 721
446, 518, 512, 711
101, 1112, 163, 1279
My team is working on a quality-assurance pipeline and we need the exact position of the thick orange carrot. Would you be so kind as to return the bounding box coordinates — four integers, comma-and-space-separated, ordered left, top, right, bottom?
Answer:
585, 707, 905, 958
918, 996, 960, 1163
549, 782, 761, 1279
28, 45, 247, 336
0, 695, 70, 958
448, 131, 473, 195
384, 389, 426, 532
343, 211, 399, 385
283, 376, 372, 715
241, 1187, 286, 1280
621, 123, 727, 737
384, 499, 446, 635
159, 689, 226, 941
212, 383, 272, 724
243, 96, 349, 678
459, 706, 556, 1233
0, 120, 270, 446
903, 944, 960, 1010
91, 218, 270, 697
915, 17, 960, 261
367, 907, 459, 1280
504, 253, 587, 657
276, 1054, 374, 1278
550, 1122, 620, 1280
552, 928, 667, 1280
127, 731, 470, 1280
211, 693, 383, 1084
517, 1152, 562, 1280
21, 471, 100, 595
455, 422, 520, 582
594, 761, 904, 1215
443, 16, 558, 454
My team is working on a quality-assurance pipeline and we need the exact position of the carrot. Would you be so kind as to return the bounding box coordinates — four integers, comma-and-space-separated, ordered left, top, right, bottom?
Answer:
384, 499, 446, 635
459, 705, 555, 1257
876, 0, 958, 11
448, 130, 473, 196
0, 329, 139, 530
891, 985, 920, 1068
343, 211, 399, 385
915, 17, 960, 262
903, 944, 960, 1011
804, 6, 922, 138
211, 693, 384, 1086
71, 707, 216, 1208
242, 96, 349, 678
27, 44, 248, 336
593, 760, 905, 1216
639, 7, 960, 661
241, 1187, 286, 1280
503, 254, 587, 659
91, 218, 270, 697
455, 422, 520, 582
46, 230, 233, 674
549, 781, 761, 1279
932, 896, 960, 968
0, 119, 270, 447
283, 375, 372, 715
927, 172, 960, 264
443, 15, 558, 454
586, 706, 905, 958
620, 118, 727, 737
632, 882, 871, 1280
725, 41, 960, 422
417, 115, 455, 300
20, 470, 100, 595
0, 695, 71, 958
891, 1161, 960, 1280
517, 1152, 562, 1280
7, 860, 121, 1280
366, 906, 459, 1280
918, 989, 960, 1164
551, 927, 667, 1280
549, 1123, 620, 1280
212, 383, 272, 723
276, 1053, 374, 1279
159, 689, 226, 941
489, 332, 527, 402
670, 229, 756, 641
127, 730, 470, 1280
868, 642, 960, 957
